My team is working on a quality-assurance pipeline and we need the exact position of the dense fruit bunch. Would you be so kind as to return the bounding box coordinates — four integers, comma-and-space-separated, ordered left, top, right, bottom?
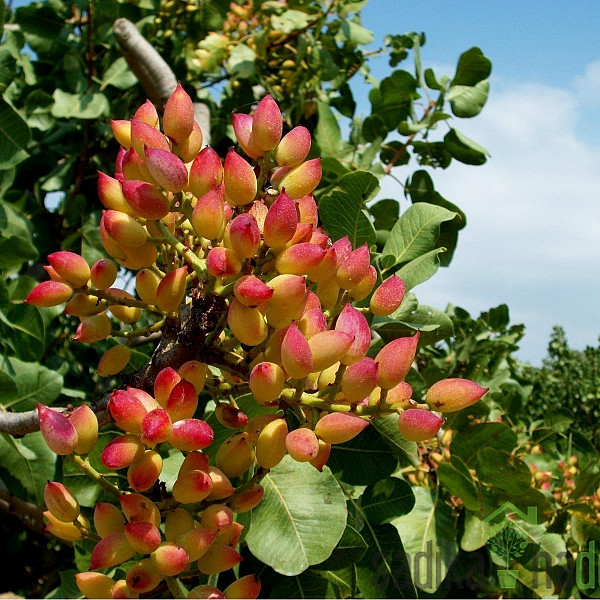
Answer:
26, 88, 487, 598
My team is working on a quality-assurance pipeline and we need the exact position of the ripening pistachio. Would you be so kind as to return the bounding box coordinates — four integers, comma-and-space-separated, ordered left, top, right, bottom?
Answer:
229, 214, 261, 258
233, 275, 273, 308
178, 360, 208, 393
125, 559, 162, 594
91, 259, 118, 290
277, 158, 322, 199
154, 367, 181, 407
99, 216, 127, 259
121, 179, 170, 219
268, 274, 308, 314
156, 266, 188, 313
331, 235, 352, 263
249, 198, 268, 232
37, 403, 78, 455
94, 502, 125, 538
75, 572, 116, 599
281, 322, 313, 378
189, 147, 223, 199
165, 379, 198, 422
44, 481, 80, 523
386, 381, 413, 407
192, 186, 225, 240
24, 281, 73, 307
115, 147, 126, 175
315, 277, 340, 310
215, 404, 249, 429
336, 243, 370, 290
206, 246, 242, 277
215, 432, 255, 478
187, 585, 225, 599
103, 210, 147, 248
134, 99, 159, 127
375, 332, 420, 389
140, 409, 172, 446
47, 251, 90, 288
306, 246, 337, 283
108, 389, 148, 434
97, 172, 135, 214
310, 439, 332, 472
227, 298, 268, 346
206, 466, 235, 500
101, 434, 145, 470
275, 242, 326, 276
256, 418, 288, 469
370, 275, 406, 316
121, 147, 146, 181
214, 521, 244, 547
349, 265, 378, 302
120, 242, 158, 270
232, 112, 263, 159
228, 484, 264, 513
263, 190, 298, 248
317, 362, 340, 390
314, 413, 369, 444
308, 330, 354, 373
135, 269, 161, 305
150, 542, 190, 576
165, 508, 194, 542
298, 307, 327, 339
63, 293, 107, 317
89, 532, 136, 570
127, 450, 163, 492
251, 94, 283, 151
44, 511, 85, 541
224, 574, 261, 600
200, 504, 234, 532
176, 528, 217, 562
120, 494, 161, 527
124, 521, 161, 554
127, 387, 159, 412
334, 304, 371, 365
169, 418, 214, 451
297, 194, 318, 226
274, 125, 311, 167
286, 428, 320, 462
174, 120, 204, 163
285, 222, 314, 246
111, 579, 139, 599
111, 119, 132, 149
265, 302, 300, 330
172, 469, 213, 504
69, 403, 98, 454
425, 378, 488, 413
197, 545, 243, 574
397, 409, 444, 442
264, 327, 286, 365
43, 265, 65, 283
130, 118, 170, 158
106, 288, 142, 323
163, 83, 195, 143
143, 147, 188, 192
342, 357, 379, 403
224, 149, 257, 206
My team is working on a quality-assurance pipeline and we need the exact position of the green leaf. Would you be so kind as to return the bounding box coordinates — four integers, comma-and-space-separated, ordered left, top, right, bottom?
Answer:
451, 423, 517, 467
451, 47, 492, 87
444, 129, 489, 165
319, 171, 378, 248
160, 450, 185, 493
370, 199, 399, 231
375, 305, 454, 346
391, 486, 458, 593
369, 70, 417, 130
227, 43, 256, 79
271, 9, 311, 33
0, 432, 57, 503
437, 455, 479, 511
461, 510, 487, 551
45, 570, 81, 599
360, 477, 415, 525
0, 98, 31, 169
315, 101, 341, 156
382, 203, 456, 268
101, 57, 138, 90
449, 79, 490, 118
246, 456, 347, 575
340, 19, 374, 44
394, 247, 445, 290
312, 524, 368, 571
424, 67, 443, 91
320, 566, 357, 598
371, 414, 418, 467
475, 448, 532, 496
271, 570, 336, 598
0, 370, 18, 404
51, 89, 110, 120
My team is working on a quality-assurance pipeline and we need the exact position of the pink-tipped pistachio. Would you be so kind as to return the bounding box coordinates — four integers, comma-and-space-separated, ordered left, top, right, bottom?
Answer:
286, 428, 320, 462
232, 112, 263, 159
249, 362, 285, 405
175, 120, 204, 163
223, 149, 257, 206
156, 266, 188, 313
215, 404, 249, 429
233, 275, 273, 308
425, 378, 488, 413
215, 432, 255, 478
227, 298, 268, 346
169, 419, 214, 452
251, 94, 282, 151
154, 367, 182, 407
397, 409, 444, 442
263, 190, 298, 248
349, 265, 378, 301
336, 243, 370, 290
70, 404, 99, 455
143, 147, 188, 192
150, 542, 190, 576
341, 357, 379, 403
375, 332, 420, 389
178, 361, 208, 393
89, 533, 136, 570
192, 185, 225, 240
308, 330, 354, 373
127, 450, 163, 492
163, 83, 195, 143
91, 258, 118, 290
274, 126, 311, 167
228, 214, 261, 258
334, 304, 371, 365
37, 403, 78, 455
94, 502, 125, 538
108, 389, 149, 434
124, 521, 161, 554
165, 379, 198, 422
97, 172, 134, 215
206, 247, 242, 277
281, 322, 313, 378
101, 434, 145, 470
130, 118, 170, 158
111, 119, 132, 149
370, 275, 405, 316
189, 147, 223, 199
121, 179, 170, 220
314, 413, 369, 444
44, 481, 80, 523
275, 243, 326, 276
47, 251, 90, 288
25, 281, 73, 307
141, 409, 172, 446
277, 158, 322, 199
75, 572, 116, 599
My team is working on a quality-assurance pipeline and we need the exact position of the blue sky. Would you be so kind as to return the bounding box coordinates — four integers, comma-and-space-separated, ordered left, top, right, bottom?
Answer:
357, 0, 600, 364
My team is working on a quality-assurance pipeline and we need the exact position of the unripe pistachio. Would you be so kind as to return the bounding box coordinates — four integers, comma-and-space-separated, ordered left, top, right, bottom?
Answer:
250, 94, 282, 150
94, 502, 125, 538
263, 190, 298, 248
165, 508, 194, 542
130, 118, 170, 158
278, 158, 322, 199
370, 275, 405, 316
214, 521, 244, 547
125, 559, 162, 594
269, 274, 308, 313
176, 528, 217, 562
228, 484, 264, 513
274, 125, 311, 167
206, 246, 242, 277
120, 494, 160, 527
143, 147, 188, 192
375, 332, 420, 389
188, 585, 225, 599
306, 246, 337, 283
37, 403, 78, 455
397, 409, 444, 442
425, 378, 488, 413
103, 210, 147, 248
200, 504, 234, 532
249, 362, 285, 405
206, 466, 235, 500
173, 469, 213, 504
264, 327, 286, 364
342, 357, 379, 403
151, 542, 190, 576
156, 266, 188, 313
386, 381, 413, 407
175, 120, 204, 163
97, 172, 135, 215
196, 545, 243, 575
233, 275, 273, 308
336, 243, 370, 290
192, 185, 225, 240
298, 307, 327, 339
135, 269, 161, 305
232, 113, 263, 159
25, 281, 73, 307
91, 259, 118, 290
112, 579, 139, 599
44, 481, 79, 523
127, 450, 163, 492
63, 293, 107, 317
189, 147, 223, 198
315, 277, 339, 310
106, 288, 142, 324
89, 533, 136, 570
297, 194, 318, 226
154, 367, 181, 408
75, 572, 115, 599
179, 450, 210, 477
163, 83, 195, 143
70, 403, 98, 454
256, 418, 288, 469
286, 428, 320, 462
166, 379, 198, 422
215, 432, 255, 478
111, 119, 132, 149
227, 298, 268, 346
134, 99, 159, 128
101, 434, 145, 469
178, 360, 208, 393
281, 322, 313, 378
99, 217, 127, 259
308, 330, 354, 372
46, 251, 89, 288
224, 149, 257, 206
121, 179, 170, 220
44, 510, 84, 541
309, 439, 332, 471
121, 147, 146, 181
349, 265, 377, 301
108, 389, 148, 434
275, 242, 326, 275
169, 418, 214, 451
335, 304, 372, 365
314, 412, 369, 444
285, 222, 314, 247
124, 521, 161, 554
215, 404, 248, 429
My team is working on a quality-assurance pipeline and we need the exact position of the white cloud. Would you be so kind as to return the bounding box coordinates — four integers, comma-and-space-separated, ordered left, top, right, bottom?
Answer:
381, 69, 600, 364
575, 60, 600, 101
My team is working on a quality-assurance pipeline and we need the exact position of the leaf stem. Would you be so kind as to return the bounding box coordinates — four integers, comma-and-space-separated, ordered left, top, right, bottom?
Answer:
70, 454, 121, 498
157, 222, 206, 278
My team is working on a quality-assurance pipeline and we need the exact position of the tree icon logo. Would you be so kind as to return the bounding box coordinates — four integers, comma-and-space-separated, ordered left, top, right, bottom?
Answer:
487, 524, 529, 588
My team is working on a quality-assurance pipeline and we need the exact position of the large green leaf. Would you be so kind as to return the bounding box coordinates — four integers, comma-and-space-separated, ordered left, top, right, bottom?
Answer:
369, 70, 417, 130
451, 47, 492, 87
319, 171, 378, 248
51, 89, 110, 120
444, 129, 489, 165
312, 524, 368, 571
270, 570, 336, 598
246, 456, 347, 575
374, 305, 454, 346
360, 477, 415, 524
101, 57, 138, 90
371, 414, 418, 466
437, 455, 479, 511
449, 79, 490, 118
315, 101, 341, 156
391, 486, 458, 594
271, 9, 311, 33
475, 448, 532, 496
394, 247, 446, 290
0, 98, 31, 169
451, 423, 517, 467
